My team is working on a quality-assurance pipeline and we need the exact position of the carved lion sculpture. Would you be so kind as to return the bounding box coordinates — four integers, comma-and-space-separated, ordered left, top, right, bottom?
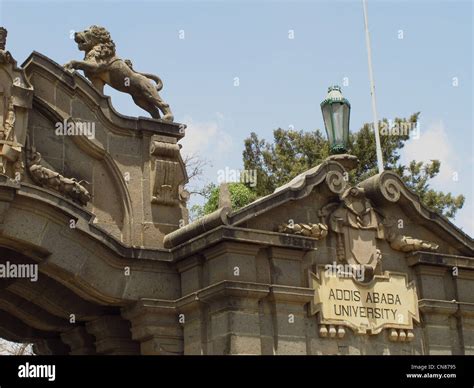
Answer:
64, 25, 173, 121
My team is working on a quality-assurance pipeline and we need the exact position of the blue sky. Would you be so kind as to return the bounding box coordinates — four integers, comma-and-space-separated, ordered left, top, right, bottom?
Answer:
1, 0, 472, 235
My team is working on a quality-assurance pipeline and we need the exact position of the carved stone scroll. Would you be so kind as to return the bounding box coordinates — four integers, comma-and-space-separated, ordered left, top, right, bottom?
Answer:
150, 136, 188, 206
325, 170, 347, 195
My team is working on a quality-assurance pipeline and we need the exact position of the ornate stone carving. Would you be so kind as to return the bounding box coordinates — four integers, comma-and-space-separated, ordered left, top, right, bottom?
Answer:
64, 25, 173, 121
0, 27, 16, 66
326, 153, 359, 171
152, 159, 180, 206
149, 136, 188, 206
387, 233, 438, 253
26, 146, 91, 205
0, 27, 33, 180
388, 329, 415, 342
322, 186, 384, 275
325, 170, 347, 194
320, 185, 439, 278
380, 176, 401, 203
0, 97, 19, 174
277, 222, 328, 240
358, 171, 402, 205
1, 96, 15, 141
0, 27, 7, 50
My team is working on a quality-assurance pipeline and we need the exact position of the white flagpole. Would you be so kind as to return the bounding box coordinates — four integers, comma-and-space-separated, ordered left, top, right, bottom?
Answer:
362, 0, 384, 174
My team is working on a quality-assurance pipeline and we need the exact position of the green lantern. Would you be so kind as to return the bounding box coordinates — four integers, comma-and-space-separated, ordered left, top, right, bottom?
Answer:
321, 85, 351, 154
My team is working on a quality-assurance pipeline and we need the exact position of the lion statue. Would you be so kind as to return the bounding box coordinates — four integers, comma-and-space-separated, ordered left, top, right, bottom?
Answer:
64, 25, 173, 121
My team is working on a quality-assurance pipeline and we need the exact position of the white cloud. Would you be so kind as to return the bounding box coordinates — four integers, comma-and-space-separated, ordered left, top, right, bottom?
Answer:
401, 121, 457, 185
178, 115, 233, 157
455, 202, 474, 237
401, 120, 473, 237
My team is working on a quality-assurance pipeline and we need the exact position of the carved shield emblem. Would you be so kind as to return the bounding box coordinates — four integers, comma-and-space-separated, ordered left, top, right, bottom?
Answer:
344, 228, 378, 267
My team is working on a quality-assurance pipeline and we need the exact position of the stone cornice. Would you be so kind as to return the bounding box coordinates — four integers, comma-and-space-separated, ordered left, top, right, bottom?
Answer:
127, 282, 316, 314
225, 161, 473, 257
268, 285, 315, 304
419, 299, 474, 316
0, 179, 321, 265
268, 246, 308, 261
228, 160, 347, 226
169, 226, 319, 261
407, 251, 474, 270
0, 180, 171, 262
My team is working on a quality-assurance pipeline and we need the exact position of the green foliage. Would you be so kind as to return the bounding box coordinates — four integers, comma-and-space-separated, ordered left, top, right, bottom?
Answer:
243, 129, 329, 197
189, 183, 216, 220
192, 183, 257, 219
242, 113, 464, 219
398, 160, 465, 219
348, 114, 417, 182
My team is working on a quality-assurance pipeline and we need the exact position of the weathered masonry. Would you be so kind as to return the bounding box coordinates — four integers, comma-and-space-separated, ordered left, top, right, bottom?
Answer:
0, 27, 473, 355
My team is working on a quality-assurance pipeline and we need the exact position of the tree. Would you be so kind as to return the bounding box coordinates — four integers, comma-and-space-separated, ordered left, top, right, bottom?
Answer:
242, 129, 329, 196
183, 153, 212, 197
399, 160, 464, 219
191, 183, 257, 218
183, 153, 214, 222
189, 183, 216, 221
242, 113, 464, 219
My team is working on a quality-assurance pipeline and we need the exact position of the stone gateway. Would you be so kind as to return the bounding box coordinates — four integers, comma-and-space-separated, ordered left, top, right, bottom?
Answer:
0, 26, 472, 355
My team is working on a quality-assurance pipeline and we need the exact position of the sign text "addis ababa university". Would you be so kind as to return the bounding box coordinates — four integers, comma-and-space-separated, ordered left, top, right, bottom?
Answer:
310, 269, 419, 335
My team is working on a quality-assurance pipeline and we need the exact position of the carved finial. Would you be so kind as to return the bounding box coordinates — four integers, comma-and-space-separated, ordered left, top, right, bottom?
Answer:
0, 27, 7, 50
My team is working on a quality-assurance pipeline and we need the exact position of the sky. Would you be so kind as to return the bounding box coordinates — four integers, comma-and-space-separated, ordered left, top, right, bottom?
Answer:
0, 0, 472, 235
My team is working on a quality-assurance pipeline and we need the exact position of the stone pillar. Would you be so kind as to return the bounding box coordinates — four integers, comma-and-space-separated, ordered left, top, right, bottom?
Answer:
268, 247, 305, 286
60, 326, 96, 355
85, 315, 140, 355
414, 264, 462, 354
419, 300, 461, 355
175, 255, 206, 354
177, 255, 205, 296
267, 285, 314, 355
177, 296, 206, 355
122, 299, 183, 355
198, 281, 269, 355
454, 267, 474, 355
265, 247, 314, 354
204, 242, 261, 285
458, 303, 474, 355
192, 242, 267, 355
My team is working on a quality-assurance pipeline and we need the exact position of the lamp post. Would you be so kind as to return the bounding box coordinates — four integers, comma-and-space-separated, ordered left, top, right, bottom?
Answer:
321, 85, 351, 154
